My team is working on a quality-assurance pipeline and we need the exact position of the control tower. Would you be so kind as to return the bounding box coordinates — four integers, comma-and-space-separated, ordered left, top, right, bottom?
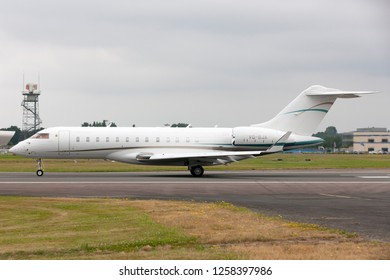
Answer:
21, 83, 42, 135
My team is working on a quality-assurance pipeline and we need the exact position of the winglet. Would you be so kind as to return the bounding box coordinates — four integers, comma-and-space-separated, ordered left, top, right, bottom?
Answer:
264, 131, 292, 153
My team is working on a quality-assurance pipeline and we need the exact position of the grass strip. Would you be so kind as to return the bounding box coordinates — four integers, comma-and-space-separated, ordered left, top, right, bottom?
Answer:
0, 197, 389, 260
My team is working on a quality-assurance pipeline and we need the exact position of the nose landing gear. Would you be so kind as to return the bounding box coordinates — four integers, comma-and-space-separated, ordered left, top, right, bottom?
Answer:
36, 158, 44, 176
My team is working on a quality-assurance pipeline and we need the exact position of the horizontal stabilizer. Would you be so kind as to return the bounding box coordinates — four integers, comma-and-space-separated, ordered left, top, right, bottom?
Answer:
305, 85, 378, 98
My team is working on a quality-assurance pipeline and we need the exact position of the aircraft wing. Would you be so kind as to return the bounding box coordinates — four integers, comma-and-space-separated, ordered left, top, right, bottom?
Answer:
262, 131, 292, 153
147, 150, 261, 160
134, 150, 260, 166
139, 131, 292, 162
107, 149, 261, 165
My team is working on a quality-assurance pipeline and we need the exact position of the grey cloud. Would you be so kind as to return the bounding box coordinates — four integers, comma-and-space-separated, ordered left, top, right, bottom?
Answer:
0, 0, 389, 131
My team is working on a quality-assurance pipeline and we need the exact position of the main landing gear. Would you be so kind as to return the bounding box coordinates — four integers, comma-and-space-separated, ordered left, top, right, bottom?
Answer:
36, 158, 44, 176
189, 165, 204, 177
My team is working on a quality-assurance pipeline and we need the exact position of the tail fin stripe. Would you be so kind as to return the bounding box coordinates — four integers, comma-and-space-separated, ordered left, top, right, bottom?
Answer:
283, 101, 335, 115
284, 108, 328, 115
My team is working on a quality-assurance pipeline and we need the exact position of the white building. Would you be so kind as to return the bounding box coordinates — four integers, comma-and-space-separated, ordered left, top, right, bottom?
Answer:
352, 128, 390, 154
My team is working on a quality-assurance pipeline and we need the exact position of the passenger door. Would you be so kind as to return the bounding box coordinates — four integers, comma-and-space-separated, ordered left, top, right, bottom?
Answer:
58, 130, 70, 156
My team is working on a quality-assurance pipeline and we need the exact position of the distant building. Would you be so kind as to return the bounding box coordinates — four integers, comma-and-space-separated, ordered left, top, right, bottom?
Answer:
343, 127, 390, 153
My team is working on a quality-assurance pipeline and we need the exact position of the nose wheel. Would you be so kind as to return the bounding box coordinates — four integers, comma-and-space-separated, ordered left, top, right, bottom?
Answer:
36, 158, 44, 176
189, 165, 204, 177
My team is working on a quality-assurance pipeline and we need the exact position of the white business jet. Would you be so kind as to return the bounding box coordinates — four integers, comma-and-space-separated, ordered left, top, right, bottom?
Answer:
10, 85, 375, 177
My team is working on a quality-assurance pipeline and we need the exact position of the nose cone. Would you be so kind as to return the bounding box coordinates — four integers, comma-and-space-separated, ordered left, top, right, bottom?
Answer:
9, 143, 24, 156
9, 144, 19, 155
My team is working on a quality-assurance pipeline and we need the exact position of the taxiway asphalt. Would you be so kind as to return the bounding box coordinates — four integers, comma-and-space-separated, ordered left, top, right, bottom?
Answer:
0, 170, 389, 242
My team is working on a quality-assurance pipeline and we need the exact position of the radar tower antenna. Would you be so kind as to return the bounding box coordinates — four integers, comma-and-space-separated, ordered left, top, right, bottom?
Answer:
21, 75, 43, 139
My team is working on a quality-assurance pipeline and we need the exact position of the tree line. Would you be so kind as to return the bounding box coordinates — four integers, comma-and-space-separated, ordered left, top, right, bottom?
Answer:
312, 126, 343, 150
81, 120, 117, 127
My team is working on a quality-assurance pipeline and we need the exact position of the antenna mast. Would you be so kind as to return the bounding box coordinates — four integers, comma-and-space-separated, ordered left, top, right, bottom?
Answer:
21, 77, 42, 139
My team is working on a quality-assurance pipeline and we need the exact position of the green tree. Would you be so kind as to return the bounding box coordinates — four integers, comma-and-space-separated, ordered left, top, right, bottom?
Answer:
313, 126, 342, 150
325, 126, 338, 136
171, 123, 189, 127
81, 120, 117, 127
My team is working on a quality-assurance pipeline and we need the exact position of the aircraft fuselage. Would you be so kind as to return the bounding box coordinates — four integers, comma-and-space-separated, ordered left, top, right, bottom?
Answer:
11, 126, 321, 166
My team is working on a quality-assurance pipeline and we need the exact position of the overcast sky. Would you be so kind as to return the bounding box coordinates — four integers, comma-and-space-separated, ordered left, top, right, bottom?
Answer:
0, 0, 389, 132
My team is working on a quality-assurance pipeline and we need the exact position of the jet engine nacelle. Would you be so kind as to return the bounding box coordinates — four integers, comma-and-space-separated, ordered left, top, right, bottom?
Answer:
232, 127, 285, 145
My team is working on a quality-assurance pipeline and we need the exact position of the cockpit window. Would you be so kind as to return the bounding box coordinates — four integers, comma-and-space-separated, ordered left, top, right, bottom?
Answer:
31, 133, 50, 139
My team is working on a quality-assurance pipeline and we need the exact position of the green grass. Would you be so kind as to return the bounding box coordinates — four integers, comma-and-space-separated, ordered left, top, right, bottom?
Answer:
0, 153, 389, 172
1, 197, 388, 260
0, 197, 200, 259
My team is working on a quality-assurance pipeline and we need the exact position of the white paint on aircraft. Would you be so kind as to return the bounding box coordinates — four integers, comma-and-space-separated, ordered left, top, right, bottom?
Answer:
0, 131, 15, 146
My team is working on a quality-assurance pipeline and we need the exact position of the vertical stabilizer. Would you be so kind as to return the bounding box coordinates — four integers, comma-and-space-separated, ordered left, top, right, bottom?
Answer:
251, 85, 376, 135
0, 131, 15, 146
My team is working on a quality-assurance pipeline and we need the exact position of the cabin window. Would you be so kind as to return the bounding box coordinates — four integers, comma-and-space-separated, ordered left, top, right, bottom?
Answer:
116, 137, 119, 142
166, 137, 170, 143
126, 137, 129, 142
86, 137, 90, 142
186, 137, 190, 143
136, 137, 139, 143
106, 137, 110, 142
96, 137, 100, 142
145, 137, 149, 143
156, 137, 160, 143
76, 137, 80, 142
195, 137, 199, 143
175, 137, 179, 143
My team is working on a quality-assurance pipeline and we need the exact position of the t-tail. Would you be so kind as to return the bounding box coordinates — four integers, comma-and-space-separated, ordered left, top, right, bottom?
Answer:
252, 85, 377, 135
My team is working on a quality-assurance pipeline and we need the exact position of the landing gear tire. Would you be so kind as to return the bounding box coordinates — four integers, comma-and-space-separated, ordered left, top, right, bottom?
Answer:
190, 165, 204, 177
36, 158, 44, 176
